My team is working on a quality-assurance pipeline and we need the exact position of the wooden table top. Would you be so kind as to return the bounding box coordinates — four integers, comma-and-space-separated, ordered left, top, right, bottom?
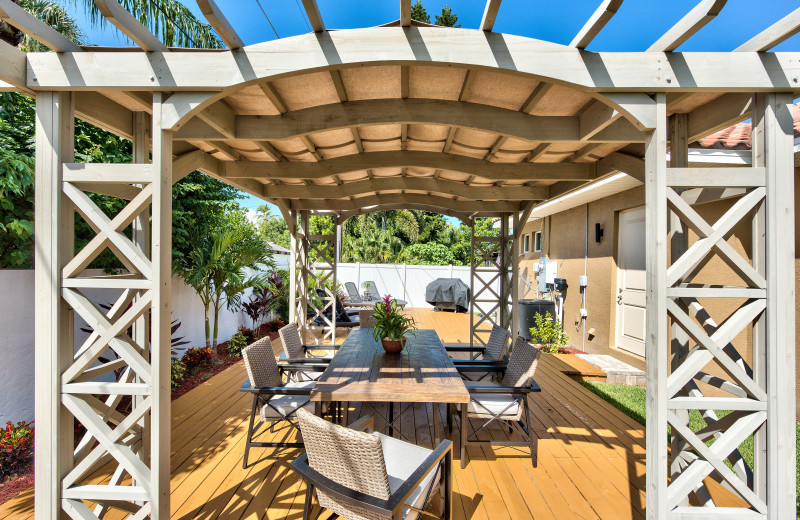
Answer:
309, 328, 470, 404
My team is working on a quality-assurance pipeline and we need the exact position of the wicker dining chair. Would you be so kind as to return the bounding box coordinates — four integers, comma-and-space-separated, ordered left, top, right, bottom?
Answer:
359, 309, 377, 329
239, 337, 328, 468
278, 323, 337, 381
456, 337, 541, 469
292, 408, 453, 520
446, 324, 509, 382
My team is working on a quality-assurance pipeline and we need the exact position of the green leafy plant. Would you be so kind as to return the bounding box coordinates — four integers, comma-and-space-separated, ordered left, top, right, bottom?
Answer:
170, 357, 186, 391
227, 331, 248, 358
529, 312, 569, 354
0, 420, 34, 478
371, 295, 416, 343
182, 347, 215, 371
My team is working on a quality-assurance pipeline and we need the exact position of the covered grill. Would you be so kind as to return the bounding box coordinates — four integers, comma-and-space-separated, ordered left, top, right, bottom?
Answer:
425, 278, 471, 313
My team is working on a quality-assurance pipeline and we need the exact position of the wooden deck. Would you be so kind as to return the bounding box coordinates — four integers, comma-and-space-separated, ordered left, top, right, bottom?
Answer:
0, 309, 740, 519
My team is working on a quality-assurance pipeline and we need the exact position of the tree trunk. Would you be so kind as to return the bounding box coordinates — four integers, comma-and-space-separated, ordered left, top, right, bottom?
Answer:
212, 301, 221, 360
203, 302, 211, 349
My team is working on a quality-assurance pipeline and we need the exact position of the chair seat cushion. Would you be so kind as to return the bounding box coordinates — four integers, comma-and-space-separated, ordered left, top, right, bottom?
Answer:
260, 381, 315, 419
465, 381, 521, 418
376, 433, 440, 520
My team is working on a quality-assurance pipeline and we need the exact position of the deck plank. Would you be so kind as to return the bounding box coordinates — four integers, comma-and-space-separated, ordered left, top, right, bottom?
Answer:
0, 308, 746, 519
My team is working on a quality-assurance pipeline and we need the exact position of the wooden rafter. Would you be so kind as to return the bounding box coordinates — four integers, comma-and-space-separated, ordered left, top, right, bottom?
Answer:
301, 0, 325, 32
197, 0, 244, 49
93, 0, 168, 52
648, 0, 727, 52
479, 0, 503, 32
337, 204, 472, 225
735, 6, 800, 52
224, 151, 596, 181
286, 194, 522, 212
400, 0, 411, 27
570, 0, 623, 49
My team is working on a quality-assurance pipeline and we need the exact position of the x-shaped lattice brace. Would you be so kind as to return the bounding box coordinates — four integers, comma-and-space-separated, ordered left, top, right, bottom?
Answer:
306, 236, 336, 343
62, 182, 154, 279
667, 410, 768, 513
666, 187, 766, 289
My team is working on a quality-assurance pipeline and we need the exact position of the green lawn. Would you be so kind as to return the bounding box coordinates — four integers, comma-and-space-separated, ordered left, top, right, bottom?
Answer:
579, 382, 799, 515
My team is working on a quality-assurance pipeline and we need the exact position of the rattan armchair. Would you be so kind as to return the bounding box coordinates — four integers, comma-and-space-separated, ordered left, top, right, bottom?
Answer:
446, 324, 509, 381
278, 322, 337, 381
240, 337, 328, 468
456, 337, 541, 469
292, 409, 453, 520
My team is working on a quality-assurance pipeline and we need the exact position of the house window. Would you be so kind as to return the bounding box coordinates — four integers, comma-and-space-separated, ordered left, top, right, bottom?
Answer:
523, 234, 530, 253
533, 231, 542, 252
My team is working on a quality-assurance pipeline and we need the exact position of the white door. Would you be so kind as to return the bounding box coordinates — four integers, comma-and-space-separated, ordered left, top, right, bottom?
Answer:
615, 206, 646, 357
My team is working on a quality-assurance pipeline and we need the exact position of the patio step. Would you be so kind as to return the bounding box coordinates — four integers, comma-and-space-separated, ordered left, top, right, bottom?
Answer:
576, 354, 646, 386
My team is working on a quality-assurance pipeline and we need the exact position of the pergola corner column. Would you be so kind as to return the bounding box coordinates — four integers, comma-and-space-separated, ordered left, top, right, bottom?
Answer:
470, 215, 513, 351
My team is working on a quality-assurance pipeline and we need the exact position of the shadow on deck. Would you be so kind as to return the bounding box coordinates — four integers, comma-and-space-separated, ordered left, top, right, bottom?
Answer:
0, 308, 741, 519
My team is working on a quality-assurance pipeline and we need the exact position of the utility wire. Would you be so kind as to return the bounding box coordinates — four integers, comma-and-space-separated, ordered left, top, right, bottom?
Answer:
294, 0, 312, 32
148, 0, 197, 47
255, 0, 280, 39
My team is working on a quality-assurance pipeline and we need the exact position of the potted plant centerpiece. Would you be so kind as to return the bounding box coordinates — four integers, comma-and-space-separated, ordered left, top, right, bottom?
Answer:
371, 295, 416, 354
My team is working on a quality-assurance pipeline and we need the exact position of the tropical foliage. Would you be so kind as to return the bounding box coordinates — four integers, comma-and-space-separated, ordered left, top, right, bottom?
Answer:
529, 312, 570, 354
0, 420, 34, 478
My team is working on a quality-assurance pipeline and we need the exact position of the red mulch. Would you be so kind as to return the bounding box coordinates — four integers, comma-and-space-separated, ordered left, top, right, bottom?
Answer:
0, 330, 284, 507
533, 344, 584, 355
171, 330, 280, 400
0, 463, 33, 506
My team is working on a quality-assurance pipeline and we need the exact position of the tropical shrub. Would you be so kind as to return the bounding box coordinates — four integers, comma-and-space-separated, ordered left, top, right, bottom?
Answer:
262, 319, 286, 333
237, 325, 256, 343
227, 331, 248, 358
371, 295, 416, 342
182, 347, 215, 371
170, 357, 186, 390
529, 312, 569, 354
0, 420, 34, 478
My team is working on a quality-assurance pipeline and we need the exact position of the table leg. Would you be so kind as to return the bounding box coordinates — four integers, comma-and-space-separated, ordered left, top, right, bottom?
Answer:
433, 403, 441, 445
388, 401, 394, 437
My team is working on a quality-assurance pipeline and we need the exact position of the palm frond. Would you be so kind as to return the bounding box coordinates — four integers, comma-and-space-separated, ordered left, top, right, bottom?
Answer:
19, 0, 86, 52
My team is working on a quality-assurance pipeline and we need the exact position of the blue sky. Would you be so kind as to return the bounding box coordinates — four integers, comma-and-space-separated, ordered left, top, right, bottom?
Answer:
65, 0, 800, 215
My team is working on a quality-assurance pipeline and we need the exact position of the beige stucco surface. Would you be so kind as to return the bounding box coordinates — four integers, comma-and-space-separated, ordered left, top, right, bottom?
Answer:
517, 169, 800, 418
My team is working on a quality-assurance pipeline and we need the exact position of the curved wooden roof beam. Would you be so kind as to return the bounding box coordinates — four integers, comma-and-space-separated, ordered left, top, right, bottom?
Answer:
224, 151, 597, 182
172, 98, 645, 143
261, 177, 548, 201
285, 194, 522, 213
336, 204, 472, 226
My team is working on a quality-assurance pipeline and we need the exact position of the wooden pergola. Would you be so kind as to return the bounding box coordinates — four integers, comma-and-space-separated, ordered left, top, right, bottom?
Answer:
4, 0, 797, 517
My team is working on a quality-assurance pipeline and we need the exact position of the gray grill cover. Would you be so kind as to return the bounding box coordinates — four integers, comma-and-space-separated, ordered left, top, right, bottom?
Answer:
425, 278, 470, 312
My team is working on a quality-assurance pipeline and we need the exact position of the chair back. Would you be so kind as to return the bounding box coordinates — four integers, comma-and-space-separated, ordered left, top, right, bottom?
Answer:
242, 337, 282, 388
358, 309, 377, 328
502, 337, 541, 388
484, 325, 510, 361
344, 281, 359, 298
364, 280, 381, 300
279, 323, 305, 358
296, 408, 392, 515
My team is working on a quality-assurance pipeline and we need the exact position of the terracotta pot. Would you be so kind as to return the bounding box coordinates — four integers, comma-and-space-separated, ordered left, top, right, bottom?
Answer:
381, 337, 406, 354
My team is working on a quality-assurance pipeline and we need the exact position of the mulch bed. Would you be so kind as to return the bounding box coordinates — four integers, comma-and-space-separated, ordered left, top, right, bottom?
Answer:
0, 329, 283, 507
171, 330, 281, 400
0, 464, 34, 506
533, 344, 584, 355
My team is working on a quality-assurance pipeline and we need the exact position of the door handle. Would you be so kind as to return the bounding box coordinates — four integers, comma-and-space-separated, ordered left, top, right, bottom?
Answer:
617, 295, 623, 305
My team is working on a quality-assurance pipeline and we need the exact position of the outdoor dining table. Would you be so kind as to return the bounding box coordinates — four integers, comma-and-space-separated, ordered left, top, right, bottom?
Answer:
309, 328, 469, 443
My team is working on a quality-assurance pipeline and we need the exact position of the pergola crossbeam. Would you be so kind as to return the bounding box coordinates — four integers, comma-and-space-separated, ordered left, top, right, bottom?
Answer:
736, 7, 800, 52
0, 0, 82, 52
286, 194, 522, 213
197, 0, 244, 49
301, 0, 325, 32
648, 0, 727, 52
92, 0, 168, 52
570, 0, 623, 49
479, 0, 503, 32
400, 0, 411, 27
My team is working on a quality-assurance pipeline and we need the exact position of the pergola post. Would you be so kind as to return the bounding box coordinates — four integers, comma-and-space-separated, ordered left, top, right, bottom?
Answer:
470, 215, 513, 350
306, 214, 338, 345
292, 210, 310, 341
34, 90, 75, 518
34, 91, 173, 519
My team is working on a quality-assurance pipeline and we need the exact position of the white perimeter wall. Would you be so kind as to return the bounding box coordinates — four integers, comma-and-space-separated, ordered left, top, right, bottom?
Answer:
0, 257, 493, 423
